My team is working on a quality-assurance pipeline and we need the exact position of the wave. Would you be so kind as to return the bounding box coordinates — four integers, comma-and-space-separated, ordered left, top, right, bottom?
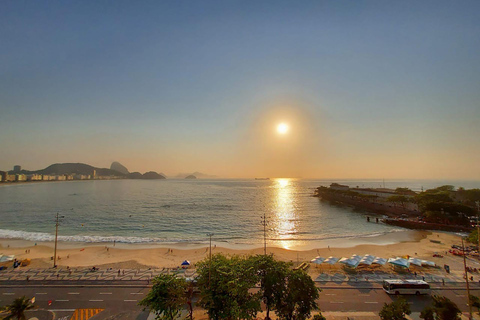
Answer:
0, 229, 205, 244
0, 228, 408, 245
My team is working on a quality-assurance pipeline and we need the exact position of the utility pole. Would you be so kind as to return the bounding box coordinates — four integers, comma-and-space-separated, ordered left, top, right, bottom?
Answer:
207, 233, 213, 286
462, 237, 473, 320
476, 201, 480, 254
53, 213, 64, 268
261, 212, 267, 255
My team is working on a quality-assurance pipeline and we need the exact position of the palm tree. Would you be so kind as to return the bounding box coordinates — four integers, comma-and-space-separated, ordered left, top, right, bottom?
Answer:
0, 296, 35, 320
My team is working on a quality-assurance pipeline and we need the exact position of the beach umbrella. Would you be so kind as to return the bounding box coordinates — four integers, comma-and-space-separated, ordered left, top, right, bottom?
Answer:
181, 260, 190, 266
408, 258, 423, 267
359, 255, 376, 265
313, 257, 325, 264
388, 257, 410, 268
0, 255, 14, 262
338, 257, 350, 264
372, 257, 387, 265
323, 256, 339, 264
421, 260, 436, 267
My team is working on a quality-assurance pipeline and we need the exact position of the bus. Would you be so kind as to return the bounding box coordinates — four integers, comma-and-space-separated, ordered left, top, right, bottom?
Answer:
382, 280, 431, 295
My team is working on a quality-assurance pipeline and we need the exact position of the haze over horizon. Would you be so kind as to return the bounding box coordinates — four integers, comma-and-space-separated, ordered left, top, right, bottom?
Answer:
1, 1, 479, 180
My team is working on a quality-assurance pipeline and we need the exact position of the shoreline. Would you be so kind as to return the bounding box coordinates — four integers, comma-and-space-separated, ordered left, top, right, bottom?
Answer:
0, 228, 422, 251
1, 230, 463, 270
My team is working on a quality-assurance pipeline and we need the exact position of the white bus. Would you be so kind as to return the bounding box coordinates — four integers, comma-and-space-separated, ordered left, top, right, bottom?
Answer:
382, 280, 431, 295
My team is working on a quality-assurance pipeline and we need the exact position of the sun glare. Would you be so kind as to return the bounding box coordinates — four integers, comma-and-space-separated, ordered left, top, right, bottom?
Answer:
277, 123, 289, 134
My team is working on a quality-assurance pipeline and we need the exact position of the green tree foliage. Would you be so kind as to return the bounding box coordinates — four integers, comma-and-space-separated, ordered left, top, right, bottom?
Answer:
0, 296, 35, 320
470, 295, 480, 313
138, 274, 188, 320
424, 295, 461, 320
467, 229, 479, 245
395, 188, 416, 196
379, 297, 411, 320
387, 195, 409, 209
419, 306, 435, 320
252, 254, 291, 320
312, 313, 327, 320
195, 254, 261, 320
276, 269, 320, 320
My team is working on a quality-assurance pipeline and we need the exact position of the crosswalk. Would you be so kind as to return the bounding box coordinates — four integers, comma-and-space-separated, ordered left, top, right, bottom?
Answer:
70, 309, 104, 320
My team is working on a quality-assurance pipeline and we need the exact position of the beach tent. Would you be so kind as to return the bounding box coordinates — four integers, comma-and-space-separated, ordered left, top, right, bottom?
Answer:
372, 257, 387, 265
339, 255, 362, 268
181, 260, 190, 266
323, 257, 339, 265
388, 257, 410, 268
421, 260, 436, 267
408, 258, 423, 267
0, 255, 14, 263
311, 257, 325, 264
359, 255, 376, 265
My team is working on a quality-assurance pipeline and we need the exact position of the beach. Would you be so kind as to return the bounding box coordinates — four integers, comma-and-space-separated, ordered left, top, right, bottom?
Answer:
0, 231, 464, 271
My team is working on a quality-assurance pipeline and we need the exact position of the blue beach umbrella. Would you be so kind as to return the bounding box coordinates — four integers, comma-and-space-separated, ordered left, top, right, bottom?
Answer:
181, 260, 190, 266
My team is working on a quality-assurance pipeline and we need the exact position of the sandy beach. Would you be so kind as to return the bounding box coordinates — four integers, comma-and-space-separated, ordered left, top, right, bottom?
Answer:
0, 231, 465, 271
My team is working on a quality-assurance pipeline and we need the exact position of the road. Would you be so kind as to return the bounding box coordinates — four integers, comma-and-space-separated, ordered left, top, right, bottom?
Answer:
1, 282, 480, 319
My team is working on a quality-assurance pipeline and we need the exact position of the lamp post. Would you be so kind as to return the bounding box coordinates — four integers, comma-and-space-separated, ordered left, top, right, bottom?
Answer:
261, 213, 267, 255
53, 213, 64, 268
476, 201, 480, 254
207, 233, 214, 286
462, 237, 473, 320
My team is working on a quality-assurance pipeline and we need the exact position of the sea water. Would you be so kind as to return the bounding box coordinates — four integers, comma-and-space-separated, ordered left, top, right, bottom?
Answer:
0, 178, 478, 249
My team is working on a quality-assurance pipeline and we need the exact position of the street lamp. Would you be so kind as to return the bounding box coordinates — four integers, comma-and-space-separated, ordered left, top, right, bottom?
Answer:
462, 237, 473, 320
53, 213, 65, 268
261, 213, 267, 255
207, 233, 214, 285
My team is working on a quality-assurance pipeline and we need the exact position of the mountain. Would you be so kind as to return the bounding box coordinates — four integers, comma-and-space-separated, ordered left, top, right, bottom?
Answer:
29, 163, 125, 177
110, 162, 129, 175
185, 175, 197, 179
142, 171, 166, 179
128, 172, 143, 179
175, 171, 216, 179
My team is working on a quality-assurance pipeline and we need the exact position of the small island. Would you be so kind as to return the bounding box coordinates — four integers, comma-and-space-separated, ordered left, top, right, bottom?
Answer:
185, 175, 197, 179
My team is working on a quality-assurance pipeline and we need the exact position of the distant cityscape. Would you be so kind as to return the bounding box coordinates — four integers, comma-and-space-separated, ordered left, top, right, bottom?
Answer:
0, 165, 109, 183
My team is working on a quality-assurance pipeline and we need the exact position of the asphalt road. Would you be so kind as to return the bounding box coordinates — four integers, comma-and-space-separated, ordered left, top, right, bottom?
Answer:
1, 283, 480, 319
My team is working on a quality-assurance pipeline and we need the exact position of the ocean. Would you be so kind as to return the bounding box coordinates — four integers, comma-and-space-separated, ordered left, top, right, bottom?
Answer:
0, 178, 478, 249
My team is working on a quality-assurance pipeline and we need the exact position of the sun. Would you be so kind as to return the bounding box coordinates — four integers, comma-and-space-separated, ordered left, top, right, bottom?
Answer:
277, 123, 289, 134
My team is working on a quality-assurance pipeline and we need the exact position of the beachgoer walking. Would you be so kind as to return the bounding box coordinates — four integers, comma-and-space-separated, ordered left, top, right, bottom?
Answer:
422, 276, 425, 281
118, 270, 121, 276
442, 278, 445, 285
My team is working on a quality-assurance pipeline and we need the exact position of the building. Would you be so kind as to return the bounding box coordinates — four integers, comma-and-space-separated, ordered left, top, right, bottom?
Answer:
13, 165, 21, 173
15, 174, 27, 182
27, 174, 42, 181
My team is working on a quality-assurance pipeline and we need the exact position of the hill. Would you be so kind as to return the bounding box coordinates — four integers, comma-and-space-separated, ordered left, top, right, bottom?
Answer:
110, 162, 129, 174
29, 163, 125, 177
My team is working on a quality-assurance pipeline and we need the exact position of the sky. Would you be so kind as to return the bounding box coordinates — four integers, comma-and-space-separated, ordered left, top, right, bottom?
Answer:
1, 1, 479, 179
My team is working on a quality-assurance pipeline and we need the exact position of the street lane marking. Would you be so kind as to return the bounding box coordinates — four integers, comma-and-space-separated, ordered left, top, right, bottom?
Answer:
2, 293, 15, 295
99, 292, 112, 295
324, 293, 336, 296
329, 301, 344, 304
68, 292, 80, 295
36, 293, 47, 295
130, 292, 143, 295
56, 299, 69, 302
48, 309, 76, 312
89, 300, 103, 302
124, 299, 137, 302
365, 302, 379, 304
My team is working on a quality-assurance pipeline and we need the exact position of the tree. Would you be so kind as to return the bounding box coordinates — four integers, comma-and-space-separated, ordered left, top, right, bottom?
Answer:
138, 274, 188, 320
312, 313, 327, 320
379, 297, 411, 320
0, 296, 35, 320
467, 229, 479, 245
419, 306, 435, 320
253, 254, 291, 320
470, 295, 480, 313
195, 254, 261, 320
387, 195, 409, 210
276, 269, 319, 320
420, 295, 461, 320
